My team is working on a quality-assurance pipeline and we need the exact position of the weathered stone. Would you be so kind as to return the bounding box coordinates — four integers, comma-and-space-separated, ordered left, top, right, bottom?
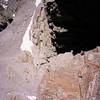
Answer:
5, 93, 37, 100
0, 0, 100, 100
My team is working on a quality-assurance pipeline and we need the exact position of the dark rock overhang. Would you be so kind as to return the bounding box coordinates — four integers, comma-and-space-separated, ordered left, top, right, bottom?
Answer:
44, 0, 98, 55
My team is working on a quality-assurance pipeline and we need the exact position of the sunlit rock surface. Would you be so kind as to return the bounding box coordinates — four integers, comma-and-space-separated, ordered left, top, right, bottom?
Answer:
0, 0, 99, 100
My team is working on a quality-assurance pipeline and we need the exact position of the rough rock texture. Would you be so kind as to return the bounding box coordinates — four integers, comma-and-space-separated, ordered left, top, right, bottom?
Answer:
0, 0, 20, 17
0, 0, 41, 99
0, 0, 21, 32
38, 49, 100, 100
31, 2, 56, 67
0, 0, 100, 100
0, 0, 56, 99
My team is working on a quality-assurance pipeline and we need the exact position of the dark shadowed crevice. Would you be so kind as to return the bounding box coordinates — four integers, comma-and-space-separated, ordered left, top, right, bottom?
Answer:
0, 17, 13, 32
0, 18, 13, 32
44, 0, 99, 55
8, 18, 13, 23
0, 22, 7, 32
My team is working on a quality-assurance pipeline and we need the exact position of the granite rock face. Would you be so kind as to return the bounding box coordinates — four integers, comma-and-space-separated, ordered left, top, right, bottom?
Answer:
0, 0, 99, 100
38, 49, 100, 100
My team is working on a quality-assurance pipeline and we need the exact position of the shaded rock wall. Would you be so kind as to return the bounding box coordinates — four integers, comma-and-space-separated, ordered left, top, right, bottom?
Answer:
0, 0, 21, 31
44, 0, 99, 54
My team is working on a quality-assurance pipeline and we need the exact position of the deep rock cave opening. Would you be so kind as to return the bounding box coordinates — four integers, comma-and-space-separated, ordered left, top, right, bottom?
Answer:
45, 0, 98, 55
